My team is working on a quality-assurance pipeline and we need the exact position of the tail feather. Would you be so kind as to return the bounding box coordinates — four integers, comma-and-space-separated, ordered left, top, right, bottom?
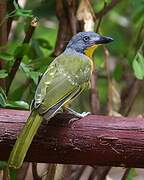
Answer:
8, 111, 42, 169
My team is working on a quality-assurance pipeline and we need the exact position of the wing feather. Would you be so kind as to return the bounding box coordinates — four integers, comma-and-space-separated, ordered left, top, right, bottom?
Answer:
33, 52, 92, 117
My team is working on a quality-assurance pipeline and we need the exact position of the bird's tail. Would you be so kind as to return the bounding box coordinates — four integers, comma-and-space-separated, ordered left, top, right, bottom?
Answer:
8, 110, 42, 169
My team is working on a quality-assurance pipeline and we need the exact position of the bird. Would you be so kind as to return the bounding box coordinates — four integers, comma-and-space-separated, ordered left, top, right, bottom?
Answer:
8, 31, 113, 169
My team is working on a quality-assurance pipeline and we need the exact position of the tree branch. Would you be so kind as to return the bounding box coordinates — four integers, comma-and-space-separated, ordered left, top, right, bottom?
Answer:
52, 0, 78, 57
6, 17, 38, 95
0, 108, 144, 167
95, 0, 122, 19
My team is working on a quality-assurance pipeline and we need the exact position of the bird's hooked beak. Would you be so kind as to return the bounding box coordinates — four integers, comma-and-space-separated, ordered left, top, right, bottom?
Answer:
95, 35, 113, 44
84, 35, 113, 58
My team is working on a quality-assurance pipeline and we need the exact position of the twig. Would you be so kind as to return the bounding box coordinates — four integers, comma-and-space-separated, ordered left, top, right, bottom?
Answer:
88, 168, 97, 180
120, 79, 143, 116
91, 166, 111, 180
45, 164, 57, 180
32, 163, 42, 180
98, 167, 111, 180
71, 166, 87, 180
103, 46, 113, 113
61, 165, 72, 180
6, 17, 38, 95
90, 67, 100, 114
7, 0, 18, 38
121, 168, 131, 180
95, 1, 107, 32
17, 163, 30, 180
64, 0, 77, 35
95, 0, 122, 19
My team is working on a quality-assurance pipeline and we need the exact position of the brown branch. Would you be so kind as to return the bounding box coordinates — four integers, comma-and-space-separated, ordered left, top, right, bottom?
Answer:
1, 108, 144, 167
64, 0, 77, 35
52, 0, 80, 57
52, 0, 73, 57
95, 0, 122, 19
32, 163, 42, 180
6, 17, 38, 95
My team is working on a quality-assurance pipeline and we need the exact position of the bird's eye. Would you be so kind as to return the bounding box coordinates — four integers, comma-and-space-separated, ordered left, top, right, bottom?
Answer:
83, 36, 90, 42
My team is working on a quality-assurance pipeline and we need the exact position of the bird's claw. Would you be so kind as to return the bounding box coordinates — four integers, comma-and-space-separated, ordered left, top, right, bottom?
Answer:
64, 107, 91, 118
80, 111, 91, 117
68, 112, 91, 126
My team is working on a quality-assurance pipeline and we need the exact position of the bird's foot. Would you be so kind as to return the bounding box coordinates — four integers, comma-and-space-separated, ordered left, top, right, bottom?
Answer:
67, 111, 91, 126
80, 111, 91, 117
65, 107, 91, 118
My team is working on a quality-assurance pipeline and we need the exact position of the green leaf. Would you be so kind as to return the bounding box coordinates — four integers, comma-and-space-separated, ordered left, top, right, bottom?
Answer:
126, 168, 137, 180
21, 63, 41, 84
132, 53, 144, 80
14, 44, 31, 58
13, 0, 33, 18
0, 87, 7, 107
0, 87, 7, 100
13, 0, 20, 10
0, 70, 8, 78
31, 40, 44, 58
6, 100, 29, 109
138, 53, 144, 68
30, 71, 40, 84
36, 38, 52, 49
0, 93, 6, 107
0, 52, 13, 61
15, 9, 33, 18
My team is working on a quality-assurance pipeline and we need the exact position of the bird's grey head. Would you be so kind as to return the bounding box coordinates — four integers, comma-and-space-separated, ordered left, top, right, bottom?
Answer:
65, 32, 113, 56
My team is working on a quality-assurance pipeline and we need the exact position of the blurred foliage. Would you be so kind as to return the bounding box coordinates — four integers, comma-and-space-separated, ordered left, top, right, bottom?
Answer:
132, 42, 144, 79
0, 0, 143, 111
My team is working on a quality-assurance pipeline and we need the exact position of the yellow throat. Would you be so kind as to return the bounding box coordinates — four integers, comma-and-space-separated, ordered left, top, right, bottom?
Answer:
84, 45, 98, 58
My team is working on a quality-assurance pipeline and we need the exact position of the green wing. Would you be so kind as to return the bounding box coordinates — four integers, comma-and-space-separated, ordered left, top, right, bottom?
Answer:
33, 52, 92, 119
